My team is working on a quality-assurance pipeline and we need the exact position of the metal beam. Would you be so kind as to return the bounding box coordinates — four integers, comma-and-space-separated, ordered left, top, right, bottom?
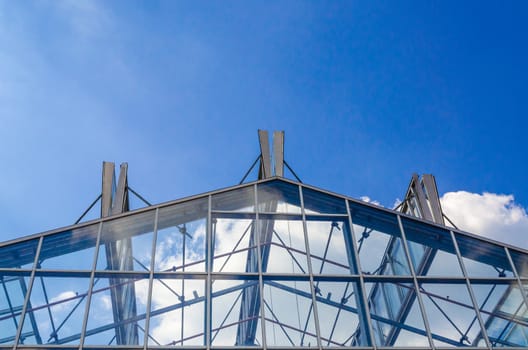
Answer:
258, 130, 272, 179
272, 131, 284, 177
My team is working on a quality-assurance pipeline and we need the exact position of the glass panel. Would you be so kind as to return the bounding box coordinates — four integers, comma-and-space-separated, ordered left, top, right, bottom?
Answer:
212, 185, 255, 212
0, 238, 39, 269
84, 276, 149, 346
470, 281, 528, 347
21, 275, 91, 345
402, 217, 463, 277
212, 216, 256, 273
96, 211, 156, 271
211, 278, 262, 346
262, 280, 318, 347
306, 218, 355, 275
38, 224, 99, 270
301, 187, 347, 215
0, 273, 31, 345
257, 180, 301, 214
509, 249, 528, 278
349, 202, 411, 276
259, 217, 308, 274
366, 282, 430, 347
147, 278, 205, 346
314, 281, 364, 347
154, 198, 208, 273
455, 233, 514, 278
419, 282, 484, 347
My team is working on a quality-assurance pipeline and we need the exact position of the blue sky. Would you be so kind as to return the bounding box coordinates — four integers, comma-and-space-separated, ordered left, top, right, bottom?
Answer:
1, 1, 528, 245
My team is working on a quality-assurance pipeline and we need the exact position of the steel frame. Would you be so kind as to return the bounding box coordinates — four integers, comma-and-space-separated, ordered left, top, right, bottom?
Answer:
2, 175, 528, 349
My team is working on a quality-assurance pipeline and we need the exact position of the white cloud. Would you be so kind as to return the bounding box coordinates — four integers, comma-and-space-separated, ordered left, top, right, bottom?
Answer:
440, 191, 528, 249
50, 290, 77, 312
359, 196, 381, 206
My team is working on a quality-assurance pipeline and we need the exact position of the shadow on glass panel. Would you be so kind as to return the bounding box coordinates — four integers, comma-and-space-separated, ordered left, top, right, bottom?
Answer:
212, 217, 257, 273
301, 187, 347, 215
0, 272, 32, 346
212, 185, 255, 212
38, 224, 99, 271
262, 280, 318, 347
147, 278, 204, 346
402, 218, 463, 277
154, 199, 208, 273
20, 275, 90, 346
418, 282, 486, 347
365, 282, 430, 347
455, 233, 514, 278
257, 180, 301, 214
470, 281, 528, 347
259, 218, 308, 274
0, 238, 39, 269
348, 202, 410, 276
314, 281, 365, 347
306, 218, 355, 275
211, 279, 262, 347
95, 211, 155, 272
84, 276, 148, 346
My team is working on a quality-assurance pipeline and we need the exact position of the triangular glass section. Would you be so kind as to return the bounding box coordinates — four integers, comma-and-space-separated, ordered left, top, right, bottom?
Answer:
257, 180, 302, 214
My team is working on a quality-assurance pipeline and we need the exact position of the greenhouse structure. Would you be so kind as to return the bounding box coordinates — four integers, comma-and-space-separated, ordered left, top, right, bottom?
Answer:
1, 131, 528, 350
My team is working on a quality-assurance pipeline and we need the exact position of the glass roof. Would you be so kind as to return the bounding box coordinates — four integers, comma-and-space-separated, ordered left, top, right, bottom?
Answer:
1, 178, 528, 349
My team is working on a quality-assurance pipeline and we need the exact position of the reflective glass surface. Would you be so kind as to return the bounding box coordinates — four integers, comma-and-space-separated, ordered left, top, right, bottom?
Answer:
1, 179, 528, 349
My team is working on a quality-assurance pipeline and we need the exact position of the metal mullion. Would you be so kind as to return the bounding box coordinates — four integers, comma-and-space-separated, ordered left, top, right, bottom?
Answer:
345, 200, 376, 348
205, 195, 212, 349
143, 208, 159, 350
396, 214, 435, 349
255, 183, 268, 350
449, 230, 492, 349
505, 247, 528, 324
78, 221, 103, 349
13, 235, 43, 349
299, 184, 322, 350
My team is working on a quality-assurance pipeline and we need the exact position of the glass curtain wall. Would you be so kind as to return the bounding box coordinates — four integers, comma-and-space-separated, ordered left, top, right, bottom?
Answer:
0, 178, 528, 349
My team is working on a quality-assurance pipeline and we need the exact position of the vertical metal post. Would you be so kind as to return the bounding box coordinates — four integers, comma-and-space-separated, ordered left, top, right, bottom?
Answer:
449, 230, 492, 349
205, 195, 212, 349
272, 131, 284, 177
346, 200, 376, 347
13, 236, 43, 348
255, 183, 268, 349
258, 130, 272, 179
143, 208, 159, 350
422, 175, 444, 224
397, 215, 436, 349
101, 162, 115, 218
79, 221, 103, 349
299, 185, 322, 350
